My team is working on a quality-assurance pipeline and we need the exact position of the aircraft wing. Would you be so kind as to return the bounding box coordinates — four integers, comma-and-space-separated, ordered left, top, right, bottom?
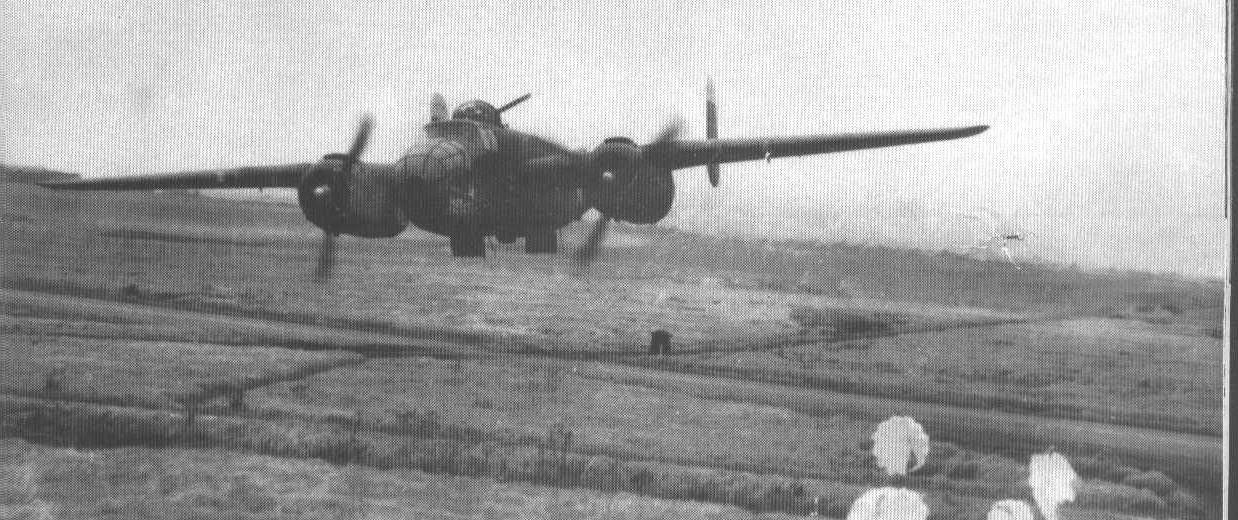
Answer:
36, 164, 311, 190
653, 125, 988, 170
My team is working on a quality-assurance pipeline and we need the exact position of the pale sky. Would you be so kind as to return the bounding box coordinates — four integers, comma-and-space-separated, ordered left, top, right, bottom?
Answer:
1, 1, 1228, 276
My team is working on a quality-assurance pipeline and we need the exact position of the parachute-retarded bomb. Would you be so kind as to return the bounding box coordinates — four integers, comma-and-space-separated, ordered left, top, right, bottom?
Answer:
986, 499, 1035, 520
846, 487, 929, 520
871, 415, 930, 476
1028, 450, 1079, 520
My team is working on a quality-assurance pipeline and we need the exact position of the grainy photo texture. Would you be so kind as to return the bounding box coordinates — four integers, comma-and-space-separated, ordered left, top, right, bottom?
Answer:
0, 2, 1229, 520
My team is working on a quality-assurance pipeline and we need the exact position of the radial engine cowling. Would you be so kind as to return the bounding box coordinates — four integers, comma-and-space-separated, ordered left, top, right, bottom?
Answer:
297, 155, 405, 238
588, 138, 674, 225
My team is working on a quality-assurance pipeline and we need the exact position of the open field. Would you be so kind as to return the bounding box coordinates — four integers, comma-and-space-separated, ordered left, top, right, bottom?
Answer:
0, 180, 1225, 519
639, 317, 1223, 435
0, 358, 1202, 520
2, 181, 1218, 346
0, 331, 358, 409
0, 438, 773, 520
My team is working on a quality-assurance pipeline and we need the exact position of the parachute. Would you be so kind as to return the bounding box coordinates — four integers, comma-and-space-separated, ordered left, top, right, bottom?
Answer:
1027, 451, 1079, 520
986, 499, 1035, 520
846, 487, 929, 520
871, 415, 930, 476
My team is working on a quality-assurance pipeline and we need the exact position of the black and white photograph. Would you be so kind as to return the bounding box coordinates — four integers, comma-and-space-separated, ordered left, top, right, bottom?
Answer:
0, 2, 1229, 519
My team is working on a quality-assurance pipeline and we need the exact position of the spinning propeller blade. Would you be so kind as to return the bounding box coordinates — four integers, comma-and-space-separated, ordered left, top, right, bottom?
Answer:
576, 115, 685, 273
651, 115, 685, 145
314, 232, 337, 282
572, 216, 611, 272
345, 114, 373, 165
706, 78, 720, 187
313, 115, 373, 283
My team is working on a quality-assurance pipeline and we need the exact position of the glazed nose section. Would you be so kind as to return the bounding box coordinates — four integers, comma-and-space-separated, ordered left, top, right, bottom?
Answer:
398, 140, 475, 232
446, 175, 481, 224
412, 140, 469, 182
448, 196, 475, 221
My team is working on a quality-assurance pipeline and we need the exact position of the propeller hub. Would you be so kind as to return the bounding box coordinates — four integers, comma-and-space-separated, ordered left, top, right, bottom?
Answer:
601, 171, 616, 182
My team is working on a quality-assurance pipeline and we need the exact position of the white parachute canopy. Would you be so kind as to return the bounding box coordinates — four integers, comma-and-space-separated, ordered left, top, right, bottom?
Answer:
871, 415, 930, 476
846, 487, 929, 520
1027, 451, 1080, 520
951, 208, 1033, 268
986, 499, 1035, 520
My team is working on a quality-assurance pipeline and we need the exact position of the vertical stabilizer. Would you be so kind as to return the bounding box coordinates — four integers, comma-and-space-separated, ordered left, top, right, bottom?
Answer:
430, 93, 449, 123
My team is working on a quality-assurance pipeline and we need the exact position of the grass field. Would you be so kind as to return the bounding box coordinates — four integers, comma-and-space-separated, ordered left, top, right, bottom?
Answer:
0, 179, 1224, 519
0, 437, 774, 520
0, 330, 359, 409
0, 363, 1198, 520
639, 316, 1223, 436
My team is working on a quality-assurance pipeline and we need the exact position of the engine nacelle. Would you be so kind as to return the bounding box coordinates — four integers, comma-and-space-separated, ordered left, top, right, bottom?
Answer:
588, 139, 675, 224
297, 155, 406, 238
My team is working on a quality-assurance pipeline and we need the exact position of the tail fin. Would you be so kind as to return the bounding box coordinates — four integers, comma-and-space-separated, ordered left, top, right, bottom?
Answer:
430, 93, 448, 122
705, 78, 720, 187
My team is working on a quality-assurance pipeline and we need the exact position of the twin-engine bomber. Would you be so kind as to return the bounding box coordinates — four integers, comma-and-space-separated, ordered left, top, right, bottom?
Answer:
39, 81, 988, 280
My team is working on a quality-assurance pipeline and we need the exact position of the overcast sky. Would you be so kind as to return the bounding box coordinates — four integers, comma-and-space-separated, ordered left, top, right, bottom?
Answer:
1, 1, 1228, 276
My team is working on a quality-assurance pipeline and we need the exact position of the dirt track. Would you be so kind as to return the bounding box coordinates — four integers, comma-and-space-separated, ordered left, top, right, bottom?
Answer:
2, 288, 482, 358
575, 361, 1222, 492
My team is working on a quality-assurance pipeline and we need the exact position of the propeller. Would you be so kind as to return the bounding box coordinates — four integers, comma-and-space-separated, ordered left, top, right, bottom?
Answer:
313, 114, 373, 283
640, 115, 685, 167
344, 114, 373, 166
573, 214, 610, 271
572, 116, 684, 273
705, 78, 720, 187
313, 232, 337, 282
651, 115, 685, 145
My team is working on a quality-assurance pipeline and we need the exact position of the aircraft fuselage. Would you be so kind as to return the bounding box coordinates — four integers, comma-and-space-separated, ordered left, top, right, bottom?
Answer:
366, 118, 674, 254
399, 120, 589, 241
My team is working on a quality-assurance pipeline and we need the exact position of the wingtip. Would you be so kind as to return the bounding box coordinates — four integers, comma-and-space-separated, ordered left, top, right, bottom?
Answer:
950, 125, 989, 138
35, 179, 95, 190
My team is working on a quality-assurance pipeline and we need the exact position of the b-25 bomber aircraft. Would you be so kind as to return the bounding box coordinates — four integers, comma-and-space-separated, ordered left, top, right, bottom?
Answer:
40, 82, 988, 280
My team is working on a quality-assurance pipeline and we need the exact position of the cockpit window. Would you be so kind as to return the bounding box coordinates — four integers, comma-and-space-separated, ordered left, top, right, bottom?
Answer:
451, 100, 501, 126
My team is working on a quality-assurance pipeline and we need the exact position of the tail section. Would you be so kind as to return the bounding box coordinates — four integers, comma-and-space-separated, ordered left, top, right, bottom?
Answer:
430, 93, 449, 123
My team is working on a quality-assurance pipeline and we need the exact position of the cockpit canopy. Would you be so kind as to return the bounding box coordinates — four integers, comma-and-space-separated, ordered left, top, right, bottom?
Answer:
451, 100, 501, 126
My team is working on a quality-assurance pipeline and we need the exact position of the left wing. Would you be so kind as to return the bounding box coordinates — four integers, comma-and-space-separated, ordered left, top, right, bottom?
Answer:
651, 125, 988, 170
37, 164, 311, 191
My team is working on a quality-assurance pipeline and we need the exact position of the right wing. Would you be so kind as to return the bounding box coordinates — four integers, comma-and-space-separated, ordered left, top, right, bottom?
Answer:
652, 125, 988, 170
37, 164, 311, 191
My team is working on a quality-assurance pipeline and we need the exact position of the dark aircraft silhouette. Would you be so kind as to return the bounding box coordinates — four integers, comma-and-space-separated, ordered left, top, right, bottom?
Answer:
39, 81, 988, 280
